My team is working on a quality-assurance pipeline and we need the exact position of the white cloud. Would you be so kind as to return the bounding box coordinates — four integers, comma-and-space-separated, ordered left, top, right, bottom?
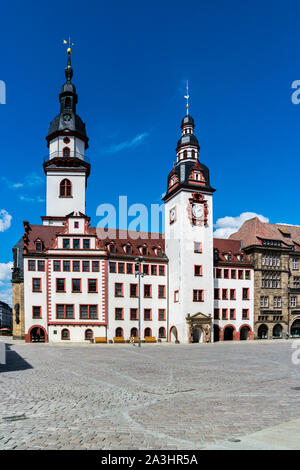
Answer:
2, 172, 43, 190
214, 212, 269, 239
105, 132, 149, 154
0, 209, 12, 232
20, 195, 45, 203
0, 262, 13, 306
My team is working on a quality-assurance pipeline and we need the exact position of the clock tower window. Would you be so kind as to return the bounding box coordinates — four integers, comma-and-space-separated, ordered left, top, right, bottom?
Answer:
60, 179, 72, 197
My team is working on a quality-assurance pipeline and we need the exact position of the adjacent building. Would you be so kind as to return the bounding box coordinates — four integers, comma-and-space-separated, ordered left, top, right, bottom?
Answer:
230, 217, 300, 339
0, 301, 12, 330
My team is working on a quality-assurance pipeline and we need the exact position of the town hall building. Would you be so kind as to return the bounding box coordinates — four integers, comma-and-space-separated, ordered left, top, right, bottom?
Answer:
11, 50, 254, 344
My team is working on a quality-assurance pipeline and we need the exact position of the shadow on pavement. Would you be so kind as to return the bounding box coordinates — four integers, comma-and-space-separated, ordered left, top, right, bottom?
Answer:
0, 343, 33, 373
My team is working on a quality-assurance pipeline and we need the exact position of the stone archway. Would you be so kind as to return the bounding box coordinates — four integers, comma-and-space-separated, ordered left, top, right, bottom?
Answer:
169, 326, 178, 343
240, 325, 250, 340
186, 313, 211, 343
257, 324, 268, 339
291, 319, 300, 338
29, 326, 46, 343
223, 325, 234, 341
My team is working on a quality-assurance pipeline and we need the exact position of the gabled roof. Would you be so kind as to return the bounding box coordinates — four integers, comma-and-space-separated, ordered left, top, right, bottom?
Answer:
213, 238, 252, 266
229, 217, 300, 249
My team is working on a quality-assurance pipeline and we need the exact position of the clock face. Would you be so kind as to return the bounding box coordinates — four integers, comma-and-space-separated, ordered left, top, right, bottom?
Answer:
192, 204, 203, 219
170, 208, 176, 222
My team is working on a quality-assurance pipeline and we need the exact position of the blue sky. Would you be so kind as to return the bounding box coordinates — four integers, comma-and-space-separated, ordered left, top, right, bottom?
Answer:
0, 0, 300, 304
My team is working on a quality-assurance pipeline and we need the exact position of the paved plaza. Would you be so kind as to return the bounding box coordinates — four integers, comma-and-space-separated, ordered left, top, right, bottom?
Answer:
0, 339, 300, 450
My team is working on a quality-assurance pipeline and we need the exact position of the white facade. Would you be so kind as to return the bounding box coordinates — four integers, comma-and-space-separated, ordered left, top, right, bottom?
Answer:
165, 189, 214, 343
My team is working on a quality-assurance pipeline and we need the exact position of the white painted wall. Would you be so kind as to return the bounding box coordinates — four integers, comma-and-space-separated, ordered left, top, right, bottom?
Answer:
46, 170, 86, 217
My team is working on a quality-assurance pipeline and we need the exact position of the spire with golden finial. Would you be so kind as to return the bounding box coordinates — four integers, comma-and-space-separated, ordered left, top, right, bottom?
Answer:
62, 37, 75, 82
184, 80, 190, 115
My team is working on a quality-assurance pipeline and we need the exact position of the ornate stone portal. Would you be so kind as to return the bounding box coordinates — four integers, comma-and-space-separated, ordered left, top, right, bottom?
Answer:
186, 313, 212, 343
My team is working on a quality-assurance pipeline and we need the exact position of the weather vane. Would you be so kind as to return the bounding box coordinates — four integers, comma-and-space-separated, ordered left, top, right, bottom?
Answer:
184, 80, 190, 115
63, 36, 75, 55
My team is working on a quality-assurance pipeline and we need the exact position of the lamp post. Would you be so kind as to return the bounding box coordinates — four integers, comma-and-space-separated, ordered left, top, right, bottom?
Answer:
135, 256, 145, 348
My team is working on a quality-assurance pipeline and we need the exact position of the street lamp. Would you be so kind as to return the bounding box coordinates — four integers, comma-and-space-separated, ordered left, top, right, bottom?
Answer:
135, 256, 146, 347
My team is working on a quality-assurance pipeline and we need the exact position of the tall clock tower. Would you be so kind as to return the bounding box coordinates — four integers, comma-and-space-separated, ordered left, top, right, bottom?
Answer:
42, 49, 90, 225
163, 105, 215, 343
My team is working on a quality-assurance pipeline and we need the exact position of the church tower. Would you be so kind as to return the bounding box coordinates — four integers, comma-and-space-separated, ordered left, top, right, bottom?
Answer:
163, 88, 215, 343
42, 48, 90, 225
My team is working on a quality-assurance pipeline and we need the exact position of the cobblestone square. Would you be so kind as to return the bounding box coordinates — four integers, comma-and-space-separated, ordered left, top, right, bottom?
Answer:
0, 339, 300, 450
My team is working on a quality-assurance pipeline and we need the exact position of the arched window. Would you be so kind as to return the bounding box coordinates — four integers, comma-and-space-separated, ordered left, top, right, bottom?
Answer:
63, 147, 70, 158
60, 179, 72, 197
115, 327, 123, 338
183, 150, 187, 159
61, 329, 70, 340
131, 327, 138, 338
159, 327, 166, 339
85, 329, 93, 340
144, 327, 152, 337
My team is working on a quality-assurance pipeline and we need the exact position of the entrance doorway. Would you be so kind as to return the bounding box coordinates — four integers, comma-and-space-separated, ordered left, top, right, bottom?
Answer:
192, 327, 203, 343
223, 326, 234, 341
273, 324, 282, 338
30, 327, 45, 343
257, 324, 268, 339
240, 326, 250, 340
291, 319, 300, 338
214, 325, 220, 342
169, 326, 178, 343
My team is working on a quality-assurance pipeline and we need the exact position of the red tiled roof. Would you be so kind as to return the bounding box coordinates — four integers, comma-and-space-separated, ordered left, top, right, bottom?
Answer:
213, 238, 252, 265
23, 223, 165, 259
229, 217, 300, 249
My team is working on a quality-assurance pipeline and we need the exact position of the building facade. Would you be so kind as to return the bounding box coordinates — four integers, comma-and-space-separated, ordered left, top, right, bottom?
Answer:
12, 50, 255, 343
230, 217, 300, 339
0, 301, 12, 330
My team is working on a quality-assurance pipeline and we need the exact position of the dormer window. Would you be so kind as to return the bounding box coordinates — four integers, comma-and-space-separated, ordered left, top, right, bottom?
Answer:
124, 244, 131, 255
35, 241, 42, 251
194, 172, 200, 181
140, 245, 148, 256
110, 243, 115, 254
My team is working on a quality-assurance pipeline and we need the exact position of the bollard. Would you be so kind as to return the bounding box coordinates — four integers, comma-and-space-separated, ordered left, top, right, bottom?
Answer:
0, 342, 6, 365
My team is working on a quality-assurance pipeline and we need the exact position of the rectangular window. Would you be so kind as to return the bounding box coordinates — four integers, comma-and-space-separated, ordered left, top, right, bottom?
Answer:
214, 309, 219, 320
291, 296, 297, 308
130, 284, 138, 297
73, 239, 80, 250
118, 263, 125, 274
80, 305, 97, 319
127, 263, 133, 274
260, 296, 269, 308
83, 239, 90, 250
82, 261, 90, 272
32, 278, 41, 292
238, 270, 244, 280
63, 261, 70, 272
158, 309, 166, 321
159, 265, 165, 276
144, 309, 151, 321
130, 308, 138, 320
193, 290, 204, 302
53, 260, 61, 272
28, 260, 35, 271
109, 262, 116, 273
115, 308, 123, 320
56, 278, 65, 292
245, 270, 250, 280
56, 304, 74, 319
222, 289, 228, 300
242, 288, 249, 300
242, 309, 249, 320
158, 285, 166, 298
143, 264, 149, 275
222, 309, 227, 320
63, 239, 70, 249
194, 265, 202, 276
230, 309, 235, 320
74, 222, 79, 228
293, 277, 300, 288
32, 306, 41, 319
73, 261, 80, 272
72, 279, 81, 293
174, 290, 179, 302
37, 261, 45, 272
194, 242, 202, 253
224, 269, 229, 279
92, 261, 99, 272
216, 269, 222, 279
88, 279, 97, 293
151, 265, 157, 276
293, 258, 298, 270
144, 284, 152, 298
115, 283, 123, 297
214, 288, 220, 300
231, 269, 236, 279
230, 289, 236, 300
